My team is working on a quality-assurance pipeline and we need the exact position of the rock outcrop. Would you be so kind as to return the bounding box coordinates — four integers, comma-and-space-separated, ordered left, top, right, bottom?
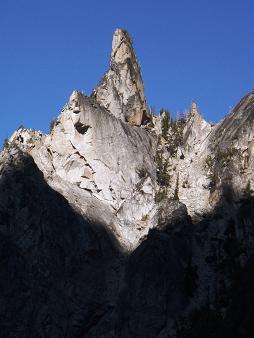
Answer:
25, 89, 157, 250
92, 29, 150, 126
1, 28, 254, 337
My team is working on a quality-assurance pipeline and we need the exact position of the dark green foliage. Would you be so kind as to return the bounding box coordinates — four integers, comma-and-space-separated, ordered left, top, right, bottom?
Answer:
155, 139, 171, 188
141, 214, 149, 221
204, 155, 217, 190
173, 174, 179, 200
137, 167, 148, 179
204, 155, 213, 170
160, 109, 171, 140
204, 148, 241, 192
3, 139, 9, 150
155, 188, 167, 203
182, 179, 190, 188
208, 174, 217, 191
157, 159, 171, 187
154, 146, 171, 203
243, 180, 253, 198
166, 115, 186, 157
142, 112, 154, 127
216, 148, 239, 168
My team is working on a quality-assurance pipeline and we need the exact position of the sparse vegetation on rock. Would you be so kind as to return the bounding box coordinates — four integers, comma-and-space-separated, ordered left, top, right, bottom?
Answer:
244, 180, 254, 198
166, 114, 187, 157
3, 138, 9, 150
160, 108, 171, 140
49, 118, 57, 132
155, 188, 168, 203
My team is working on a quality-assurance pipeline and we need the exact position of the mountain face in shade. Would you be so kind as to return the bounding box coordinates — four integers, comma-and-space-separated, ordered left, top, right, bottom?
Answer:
1, 29, 254, 337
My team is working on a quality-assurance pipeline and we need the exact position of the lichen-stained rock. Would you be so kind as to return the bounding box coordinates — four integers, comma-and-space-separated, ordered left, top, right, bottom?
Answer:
92, 29, 150, 126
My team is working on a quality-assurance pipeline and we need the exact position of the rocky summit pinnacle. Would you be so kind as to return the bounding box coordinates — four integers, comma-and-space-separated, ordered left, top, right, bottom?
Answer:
191, 100, 198, 115
1, 29, 254, 337
92, 28, 150, 126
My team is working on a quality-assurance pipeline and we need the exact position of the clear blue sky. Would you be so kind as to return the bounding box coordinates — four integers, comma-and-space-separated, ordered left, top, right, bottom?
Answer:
1, 0, 254, 146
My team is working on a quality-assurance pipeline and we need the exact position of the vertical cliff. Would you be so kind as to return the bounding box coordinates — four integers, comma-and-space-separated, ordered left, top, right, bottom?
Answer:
1, 29, 254, 337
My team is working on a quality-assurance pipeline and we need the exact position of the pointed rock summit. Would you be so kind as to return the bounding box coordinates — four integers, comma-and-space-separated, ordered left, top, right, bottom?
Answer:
191, 100, 198, 115
92, 29, 149, 126
182, 101, 212, 149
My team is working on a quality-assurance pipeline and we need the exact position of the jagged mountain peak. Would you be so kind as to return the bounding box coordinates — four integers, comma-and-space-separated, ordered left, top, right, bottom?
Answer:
188, 100, 206, 120
189, 100, 205, 121
92, 29, 149, 126
191, 100, 198, 115
111, 28, 134, 63
210, 89, 254, 150
182, 100, 211, 150
2, 29, 254, 337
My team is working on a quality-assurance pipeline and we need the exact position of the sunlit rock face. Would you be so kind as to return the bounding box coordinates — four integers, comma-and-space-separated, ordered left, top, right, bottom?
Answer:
1, 28, 254, 337
92, 29, 150, 126
29, 91, 158, 250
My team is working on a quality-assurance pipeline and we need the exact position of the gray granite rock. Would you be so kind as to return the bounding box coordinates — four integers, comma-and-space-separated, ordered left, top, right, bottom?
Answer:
1, 29, 254, 337
92, 29, 150, 126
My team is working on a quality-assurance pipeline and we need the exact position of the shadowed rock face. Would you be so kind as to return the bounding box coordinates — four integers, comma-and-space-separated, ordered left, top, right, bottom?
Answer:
0, 151, 194, 337
1, 29, 254, 337
2, 154, 254, 337
0, 153, 122, 338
